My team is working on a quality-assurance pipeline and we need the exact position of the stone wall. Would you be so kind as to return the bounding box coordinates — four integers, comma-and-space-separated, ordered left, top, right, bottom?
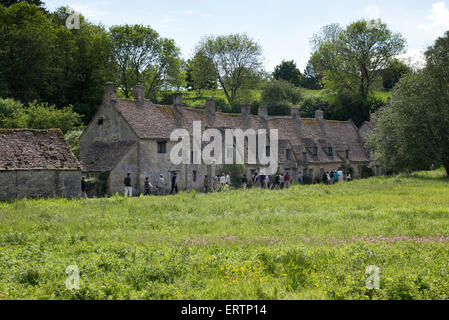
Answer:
0, 170, 81, 201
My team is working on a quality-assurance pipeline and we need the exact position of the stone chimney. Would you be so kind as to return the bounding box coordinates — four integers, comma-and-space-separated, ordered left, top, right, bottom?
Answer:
315, 109, 324, 121
258, 105, 268, 121
291, 106, 300, 121
133, 84, 145, 107
206, 98, 216, 125
104, 82, 117, 105
173, 92, 183, 113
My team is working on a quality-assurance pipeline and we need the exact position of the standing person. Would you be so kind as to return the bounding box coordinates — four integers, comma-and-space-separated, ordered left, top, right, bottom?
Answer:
323, 172, 328, 185
170, 172, 178, 195
252, 172, 258, 188
280, 174, 285, 189
268, 174, 273, 189
275, 174, 280, 189
226, 173, 231, 186
338, 169, 344, 182
326, 171, 331, 184
241, 174, 248, 190
81, 176, 87, 199
204, 175, 210, 193
333, 171, 339, 183
124, 173, 132, 197
260, 174, 266, 189
156, 174, 165, 195
220, 173, 226, 185
284, 172, 291, 188
297, 172, 303, 185
143, 177, 153, 196
346, 172, 352, 182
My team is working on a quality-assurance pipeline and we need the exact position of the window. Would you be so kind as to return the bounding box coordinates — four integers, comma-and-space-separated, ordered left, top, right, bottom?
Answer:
98, 118, 103, 125
286, 149, 292, 160
328, 147, 333, 156
346, 150, 350, 159
193, 171, 197, 182
312, 147, 318, 156
158, 141, 166, 154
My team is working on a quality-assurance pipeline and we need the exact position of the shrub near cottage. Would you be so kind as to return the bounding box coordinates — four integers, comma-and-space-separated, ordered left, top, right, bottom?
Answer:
0, 170, 449, 299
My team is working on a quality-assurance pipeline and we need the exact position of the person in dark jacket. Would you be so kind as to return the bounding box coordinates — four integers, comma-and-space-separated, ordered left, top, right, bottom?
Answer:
204, 175, 210, 193
124, 173, 132, 196
170, 172, 178, 195
143, 177, 153, 196
241, 174, 248, 190
81, 176, 87, 199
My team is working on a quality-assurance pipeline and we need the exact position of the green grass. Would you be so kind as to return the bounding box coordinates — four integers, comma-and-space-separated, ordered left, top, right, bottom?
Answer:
1, 170, 449, 300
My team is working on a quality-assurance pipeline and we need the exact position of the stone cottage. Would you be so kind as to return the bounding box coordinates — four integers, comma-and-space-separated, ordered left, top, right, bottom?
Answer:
0, 129, 82, 201
80, 83, 372, 195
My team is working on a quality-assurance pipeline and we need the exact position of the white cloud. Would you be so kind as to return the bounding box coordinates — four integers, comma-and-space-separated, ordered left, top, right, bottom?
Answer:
67, 3, 100, 20
398, 49, 426, 70
418, 1, 449, 31
186, 10, 196, 15
365, 5, 381, 19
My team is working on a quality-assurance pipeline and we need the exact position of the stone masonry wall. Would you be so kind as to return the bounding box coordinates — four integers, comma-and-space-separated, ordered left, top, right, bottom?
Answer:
0, 170, 81, 201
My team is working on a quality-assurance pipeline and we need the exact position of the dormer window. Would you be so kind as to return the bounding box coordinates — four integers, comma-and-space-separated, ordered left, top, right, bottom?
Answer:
328, 147, 333, 156
312, 147, 318, 156
346, 150, 350, 160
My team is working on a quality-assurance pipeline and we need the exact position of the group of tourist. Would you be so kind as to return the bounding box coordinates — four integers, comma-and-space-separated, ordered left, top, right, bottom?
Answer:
321, 169, 352, 185
80, 168, 353, 198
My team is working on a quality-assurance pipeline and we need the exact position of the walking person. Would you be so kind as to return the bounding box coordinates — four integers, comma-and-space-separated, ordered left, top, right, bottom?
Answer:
226, 173, 231, 186
275, 174, 280, 189
204, 175, 210, 193
333, 171, 339, 183
170, 172, 178, 195
280, 174, 285, 189
284, 171, 291, 188
143, 177, 153, 196
156, 174, 165, 195
241, 174, 248, 190
323, 172, 328, 185
81, 176, 87, 199
297, 172, 303, 185
338, 169, 344, 182
124, 173, 132, 197
346, 172, 352, 182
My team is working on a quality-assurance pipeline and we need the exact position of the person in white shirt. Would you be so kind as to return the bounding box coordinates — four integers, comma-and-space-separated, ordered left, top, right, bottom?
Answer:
338, 169, 344, 182
226, 173, 231, 185
220, 173, 226, 185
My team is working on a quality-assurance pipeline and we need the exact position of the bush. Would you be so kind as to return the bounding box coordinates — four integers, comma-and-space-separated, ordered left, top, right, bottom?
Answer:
302, 176, 313, 185
361, 166, 375, 179
262, 79, 302, 106
3, 100, 81, 133
299, 96, 330, 118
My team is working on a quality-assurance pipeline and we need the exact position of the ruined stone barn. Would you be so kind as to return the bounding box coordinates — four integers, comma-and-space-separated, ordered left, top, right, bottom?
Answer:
0, 129, 82, 201
79, 83, 372, 195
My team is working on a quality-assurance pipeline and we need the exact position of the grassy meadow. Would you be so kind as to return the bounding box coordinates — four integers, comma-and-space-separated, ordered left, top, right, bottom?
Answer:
0, 170, 448, 300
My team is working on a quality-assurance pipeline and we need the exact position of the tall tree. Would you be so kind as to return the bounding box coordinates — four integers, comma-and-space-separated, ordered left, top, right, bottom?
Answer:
190, 49, 217, 94
380, 58, 412, 90
195, 33, 263, 105
109, 25, 183, 100
0, 0, 44, 7
311, 20, 406, 99
368, 32, 449, 175
272, 60, 303, 87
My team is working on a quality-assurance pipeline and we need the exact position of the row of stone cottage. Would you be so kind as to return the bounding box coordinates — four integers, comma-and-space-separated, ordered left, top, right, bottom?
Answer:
0, 82, 380, 201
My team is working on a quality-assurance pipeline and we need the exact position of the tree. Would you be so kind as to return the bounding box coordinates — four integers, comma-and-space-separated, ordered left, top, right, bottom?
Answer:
2, 100, 81, 133
311, 20, 406, 99
380, 58, 412, 90
262, 79, 302, 105
273, 60, 303, 87
195, 33, 263, 105
109, 25, 183, 100
302, 60, 321, 89
189, 49, 217, 94
0, 0, 44, 7
0, 3, 57, 101
368, 32, 449, 175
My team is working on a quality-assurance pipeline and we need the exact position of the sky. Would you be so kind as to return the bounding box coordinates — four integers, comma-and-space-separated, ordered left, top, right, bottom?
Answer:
43, 0, 449, 72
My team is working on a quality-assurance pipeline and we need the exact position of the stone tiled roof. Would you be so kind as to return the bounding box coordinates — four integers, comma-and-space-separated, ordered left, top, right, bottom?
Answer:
81, 141, 136, 172
111, 98, 370, 164
0, 129, 82, 171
